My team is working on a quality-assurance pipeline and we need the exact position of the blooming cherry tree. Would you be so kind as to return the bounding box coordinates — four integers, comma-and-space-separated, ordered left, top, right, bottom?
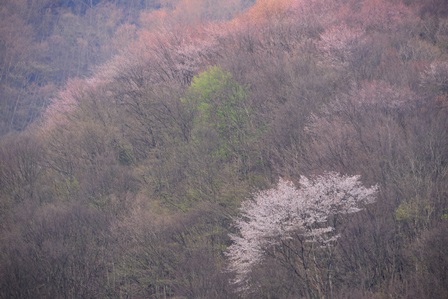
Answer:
226, 172, 378, 288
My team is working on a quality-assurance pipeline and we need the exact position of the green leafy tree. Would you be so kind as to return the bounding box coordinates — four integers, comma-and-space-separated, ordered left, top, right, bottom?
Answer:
186, 65, 251, 160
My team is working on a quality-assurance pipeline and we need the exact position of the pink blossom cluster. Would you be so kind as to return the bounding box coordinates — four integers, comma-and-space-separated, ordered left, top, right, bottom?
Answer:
227, 172, 378, 286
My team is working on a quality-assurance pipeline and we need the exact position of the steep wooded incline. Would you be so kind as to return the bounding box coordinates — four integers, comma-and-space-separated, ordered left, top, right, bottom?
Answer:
1, 0, 447, 298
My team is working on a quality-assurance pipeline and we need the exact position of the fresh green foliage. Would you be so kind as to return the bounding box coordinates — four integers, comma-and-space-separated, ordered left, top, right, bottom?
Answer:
185, 66, 251, 160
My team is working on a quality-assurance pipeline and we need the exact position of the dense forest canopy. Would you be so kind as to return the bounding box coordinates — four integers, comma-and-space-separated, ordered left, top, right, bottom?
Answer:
0, 0, 254, 134
1, 0, 447, 298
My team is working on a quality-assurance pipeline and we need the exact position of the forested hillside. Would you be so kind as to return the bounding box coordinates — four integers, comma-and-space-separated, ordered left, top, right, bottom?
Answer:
1, 0, 447, 298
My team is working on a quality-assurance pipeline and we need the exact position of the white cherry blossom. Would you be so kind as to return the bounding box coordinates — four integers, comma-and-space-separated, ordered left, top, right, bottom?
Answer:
226, 172, 378, 287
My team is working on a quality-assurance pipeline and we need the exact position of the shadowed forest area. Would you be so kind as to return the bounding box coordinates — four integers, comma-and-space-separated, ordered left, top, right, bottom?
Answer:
0, 0, 447, 298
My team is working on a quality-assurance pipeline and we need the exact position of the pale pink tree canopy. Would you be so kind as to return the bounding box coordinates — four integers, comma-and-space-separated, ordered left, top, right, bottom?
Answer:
226, 172, 378, 287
